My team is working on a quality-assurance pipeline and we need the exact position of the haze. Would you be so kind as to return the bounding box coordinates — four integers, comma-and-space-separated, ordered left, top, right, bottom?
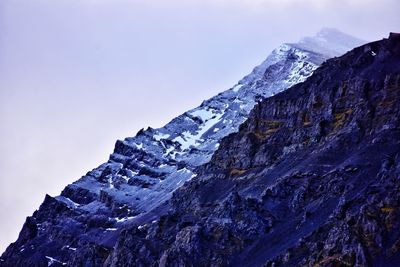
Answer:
0, 0, 399, 253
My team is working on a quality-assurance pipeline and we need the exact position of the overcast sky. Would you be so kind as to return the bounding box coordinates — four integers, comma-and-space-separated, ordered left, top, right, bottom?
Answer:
0, 0, 399, 253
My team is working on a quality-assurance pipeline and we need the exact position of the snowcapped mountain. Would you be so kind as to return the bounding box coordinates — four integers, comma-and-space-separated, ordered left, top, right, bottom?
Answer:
1, 29, 365, 266
106, 33, 400, 267
293, 27, 366, 58
61, 29, 364, 219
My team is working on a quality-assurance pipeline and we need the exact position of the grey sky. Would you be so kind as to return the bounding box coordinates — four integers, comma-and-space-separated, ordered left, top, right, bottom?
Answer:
0, 0, 399, 253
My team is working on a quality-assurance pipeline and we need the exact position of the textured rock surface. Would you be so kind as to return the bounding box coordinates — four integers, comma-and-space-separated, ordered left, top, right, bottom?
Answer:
103, 35, 400, 266
0, 30, 365, 266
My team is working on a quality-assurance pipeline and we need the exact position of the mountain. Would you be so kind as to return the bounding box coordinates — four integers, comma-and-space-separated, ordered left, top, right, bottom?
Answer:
293, 27, 366, 58
105, 33, 400, 266
0, 29, 365, 266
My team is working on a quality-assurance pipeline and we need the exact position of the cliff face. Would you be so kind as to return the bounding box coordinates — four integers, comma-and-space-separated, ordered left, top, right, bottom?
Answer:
104, 36, 400, 266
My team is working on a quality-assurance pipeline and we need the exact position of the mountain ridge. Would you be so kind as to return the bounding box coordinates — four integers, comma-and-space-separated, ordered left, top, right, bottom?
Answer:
57, 29, 361, 220
0, 29, 366, 266
103, 33, 400, 267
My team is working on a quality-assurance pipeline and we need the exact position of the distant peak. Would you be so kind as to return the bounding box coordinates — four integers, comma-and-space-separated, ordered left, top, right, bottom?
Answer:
313, 27, 365, 43
316, 27, 345, 38
293, 28, 366, 58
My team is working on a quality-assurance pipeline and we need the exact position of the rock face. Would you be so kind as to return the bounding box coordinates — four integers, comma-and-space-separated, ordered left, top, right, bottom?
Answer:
0, 30, 365, 266
103, 35, 400, 266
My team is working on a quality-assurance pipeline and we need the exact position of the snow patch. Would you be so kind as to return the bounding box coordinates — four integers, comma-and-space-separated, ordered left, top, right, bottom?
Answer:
108, 177, 114, 189
56, 196, 81, 208
45, 256, 66, 266
115, 216, 137, 223
153, 132, 170, 141
138, 224, 147, 230
127, 169, 138, 177
178, 167, 191, 173
66, 246, 77, 251
233, 98, 242, 104
232, 84, 243, 92
119, 175, 130, 182
189, 108, 215, 121
135, 143, 143, 150
163, 146, 175, 157
173, 112, 223, 150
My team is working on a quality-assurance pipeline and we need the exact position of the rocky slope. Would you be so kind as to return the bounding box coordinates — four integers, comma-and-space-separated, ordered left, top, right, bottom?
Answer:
0, 29, 365, 266
103, 34, 400, 266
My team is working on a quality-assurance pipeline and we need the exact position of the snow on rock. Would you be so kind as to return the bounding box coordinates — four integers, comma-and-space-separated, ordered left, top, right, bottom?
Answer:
153, 132, 170, 141
66, 246, 77, 251
54, 30, 364, 224
115, 216, 138, 223
232, 84, 243, 92
189, 108, 216, 122
173, 111, 223, 151
55, 196, 81, 208
45, 256, 66, 266
134, 143, 143, 149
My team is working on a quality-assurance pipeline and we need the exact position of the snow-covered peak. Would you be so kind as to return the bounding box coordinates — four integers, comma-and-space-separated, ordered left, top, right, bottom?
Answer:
0, 29, 367, 264
58, 28, 364, 225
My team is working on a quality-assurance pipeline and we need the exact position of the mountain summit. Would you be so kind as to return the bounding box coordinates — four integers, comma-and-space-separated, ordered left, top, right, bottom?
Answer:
0, 30, 365, 266
294, 28, 366, 57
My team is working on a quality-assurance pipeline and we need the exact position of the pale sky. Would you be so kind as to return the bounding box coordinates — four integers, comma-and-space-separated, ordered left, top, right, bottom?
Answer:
0, 0, 399, 253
